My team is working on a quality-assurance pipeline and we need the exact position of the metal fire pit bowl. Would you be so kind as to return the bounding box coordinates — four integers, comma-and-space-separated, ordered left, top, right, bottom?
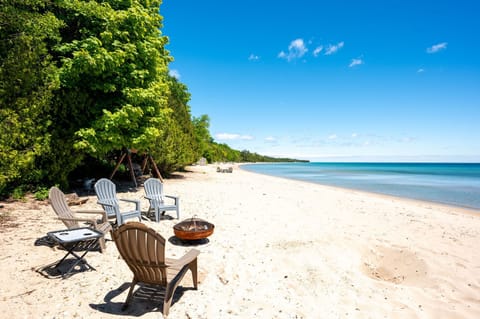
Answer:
173, 217, 214, 241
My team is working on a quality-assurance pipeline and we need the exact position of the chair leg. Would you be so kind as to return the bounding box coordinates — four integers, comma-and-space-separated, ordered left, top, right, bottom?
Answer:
163, 275, 185, 316
122, 279, 137, 311
163, 283, 174, 316
189, 259, 198, 289
99, 237, 107, 253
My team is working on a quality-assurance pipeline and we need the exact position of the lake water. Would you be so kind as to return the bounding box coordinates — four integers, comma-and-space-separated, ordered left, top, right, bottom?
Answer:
241, 162, 480, 210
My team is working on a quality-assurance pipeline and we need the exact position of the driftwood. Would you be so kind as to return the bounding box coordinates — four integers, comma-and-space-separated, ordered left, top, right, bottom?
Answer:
216, 166, 233, 173
64, 193, 88, 206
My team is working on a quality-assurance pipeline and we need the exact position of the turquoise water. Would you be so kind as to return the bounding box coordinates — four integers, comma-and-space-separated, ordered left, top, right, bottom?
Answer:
242, 162, 480, 210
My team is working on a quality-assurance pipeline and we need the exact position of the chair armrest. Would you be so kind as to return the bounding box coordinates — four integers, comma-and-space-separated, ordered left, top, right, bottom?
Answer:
97, 200, 116, 207
73, 209, 109, 223
164, 195, 179, 201
58, 216, 98, 228
165, 195, 179, 206
119, 198, 140, 204
73, 209, 106, 214
167, 249, 200, 268
120, 198, 141, 211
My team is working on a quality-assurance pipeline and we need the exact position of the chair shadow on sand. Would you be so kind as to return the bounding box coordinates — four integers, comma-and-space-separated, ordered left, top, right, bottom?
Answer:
89, 282, 195, 316
142, 212, 176, 222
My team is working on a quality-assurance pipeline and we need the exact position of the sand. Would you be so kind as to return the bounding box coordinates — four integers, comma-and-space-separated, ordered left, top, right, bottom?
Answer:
1, 164, 479, 318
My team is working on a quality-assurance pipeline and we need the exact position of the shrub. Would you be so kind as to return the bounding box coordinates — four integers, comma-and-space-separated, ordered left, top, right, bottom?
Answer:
34, 187, 50, 201
12, 187, 26, 201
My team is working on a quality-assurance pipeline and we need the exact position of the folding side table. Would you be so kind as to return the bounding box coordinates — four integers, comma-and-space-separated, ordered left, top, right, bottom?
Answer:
47, 227, 103, 278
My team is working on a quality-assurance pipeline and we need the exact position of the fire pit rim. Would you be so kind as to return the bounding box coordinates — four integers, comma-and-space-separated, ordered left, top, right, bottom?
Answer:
173, 217, 214, 241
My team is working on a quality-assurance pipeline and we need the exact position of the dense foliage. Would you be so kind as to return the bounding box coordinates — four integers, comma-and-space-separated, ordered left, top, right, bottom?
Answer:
0, 0, 64, 195
0, 0, 303, 198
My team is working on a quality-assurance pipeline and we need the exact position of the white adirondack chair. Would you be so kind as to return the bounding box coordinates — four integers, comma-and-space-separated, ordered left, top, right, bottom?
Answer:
144, 178, 180, 221
94, 178, 142, 226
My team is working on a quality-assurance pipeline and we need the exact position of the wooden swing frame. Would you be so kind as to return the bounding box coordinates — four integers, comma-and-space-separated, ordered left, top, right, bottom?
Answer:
110, 149, 163, 188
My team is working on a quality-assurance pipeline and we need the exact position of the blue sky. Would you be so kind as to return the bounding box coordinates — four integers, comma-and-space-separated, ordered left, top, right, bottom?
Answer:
161, 0, 480, 162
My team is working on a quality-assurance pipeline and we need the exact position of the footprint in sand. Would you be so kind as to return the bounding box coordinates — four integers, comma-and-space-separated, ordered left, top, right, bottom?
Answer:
361, 245, 429, 287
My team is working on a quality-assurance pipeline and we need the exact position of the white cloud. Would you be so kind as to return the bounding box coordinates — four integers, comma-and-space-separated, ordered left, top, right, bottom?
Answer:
215, 133, 254, 141
399, 136, 415, 143
417, 68, 425, 73
325, 41, 344, 55
313, 46, 323, 57
248, 53, 260, 61
328, 134, 337, 140
278, 38, 308, 62
426, 42, 447, 53
349, 58, 363, 67
265, 136, 276, 142
169, 69, 180, 79
351, 133, 358, 138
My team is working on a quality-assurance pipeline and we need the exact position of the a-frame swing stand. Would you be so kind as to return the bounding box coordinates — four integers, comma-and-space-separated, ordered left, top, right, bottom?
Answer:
110, 150, 163, 188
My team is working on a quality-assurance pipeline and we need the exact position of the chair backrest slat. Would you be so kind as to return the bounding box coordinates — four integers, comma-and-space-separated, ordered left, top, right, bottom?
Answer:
113, 222, 167, 285
49, 187, 79, 228
144, 178, 165, 200
94, 178, 119, 218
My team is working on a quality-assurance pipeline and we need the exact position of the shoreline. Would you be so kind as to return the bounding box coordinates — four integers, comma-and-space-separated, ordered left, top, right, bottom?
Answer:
1, 164, 480, 318
239, 163, 480, 215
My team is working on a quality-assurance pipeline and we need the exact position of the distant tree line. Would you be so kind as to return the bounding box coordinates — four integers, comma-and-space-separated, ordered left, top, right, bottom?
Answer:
0, 0, 304, 198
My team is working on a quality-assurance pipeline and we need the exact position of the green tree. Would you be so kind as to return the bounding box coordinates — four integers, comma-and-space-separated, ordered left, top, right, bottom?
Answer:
51, 0, 170, 157
192, 114, 212, 160
0, 0, 197, 195
153, 75, 198, 171
0, 0, 63, 195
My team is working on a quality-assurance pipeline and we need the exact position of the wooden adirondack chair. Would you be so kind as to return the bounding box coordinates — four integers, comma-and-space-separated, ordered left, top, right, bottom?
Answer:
112, 222, 199, 316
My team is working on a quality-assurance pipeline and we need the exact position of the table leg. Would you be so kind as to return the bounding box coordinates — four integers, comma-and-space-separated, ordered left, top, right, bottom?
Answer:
54, 241, 80, 269
54, 239, 99, 278
62, 250, 95, 279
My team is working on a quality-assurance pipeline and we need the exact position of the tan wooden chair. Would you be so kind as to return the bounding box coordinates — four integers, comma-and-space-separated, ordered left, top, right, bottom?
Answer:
112, 222, 200, 316
48, 187, 112, 253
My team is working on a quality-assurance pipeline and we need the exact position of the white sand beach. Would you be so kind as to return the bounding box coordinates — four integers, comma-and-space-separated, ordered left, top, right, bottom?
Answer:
1, 164, 479, 318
